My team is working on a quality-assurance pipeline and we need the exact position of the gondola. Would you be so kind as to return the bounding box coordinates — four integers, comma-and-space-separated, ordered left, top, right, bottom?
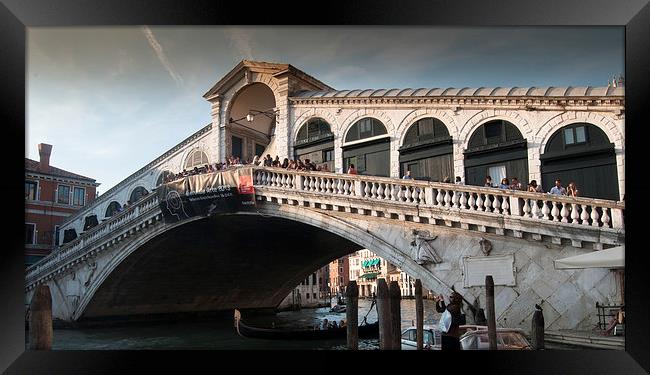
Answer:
234, 309, 379, 340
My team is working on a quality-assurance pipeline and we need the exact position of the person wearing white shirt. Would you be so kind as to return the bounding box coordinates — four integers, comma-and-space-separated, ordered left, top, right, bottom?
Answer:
549, 179, 566, 195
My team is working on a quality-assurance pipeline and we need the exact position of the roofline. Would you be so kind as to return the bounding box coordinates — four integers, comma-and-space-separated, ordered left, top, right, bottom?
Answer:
25, 171, 100, 187
290, 86, 625, 100
24, 159, 98, 183
203, 60, 334, 100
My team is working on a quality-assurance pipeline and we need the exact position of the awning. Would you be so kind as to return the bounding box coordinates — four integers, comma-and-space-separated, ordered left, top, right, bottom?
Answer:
362, 259, 380, 268
553, 246, 624, 270
360, 272, 379, 279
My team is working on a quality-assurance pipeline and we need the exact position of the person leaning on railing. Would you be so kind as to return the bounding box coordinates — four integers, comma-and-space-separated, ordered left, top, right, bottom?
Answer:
528, 180, 543, 193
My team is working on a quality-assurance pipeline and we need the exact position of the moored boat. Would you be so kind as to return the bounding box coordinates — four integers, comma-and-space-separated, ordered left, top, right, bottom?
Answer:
234, 309, 378, 340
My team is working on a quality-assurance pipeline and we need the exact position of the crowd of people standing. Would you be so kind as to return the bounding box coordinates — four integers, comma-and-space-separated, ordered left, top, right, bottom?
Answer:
161, 154, 583, 200
483, 176, 581, 197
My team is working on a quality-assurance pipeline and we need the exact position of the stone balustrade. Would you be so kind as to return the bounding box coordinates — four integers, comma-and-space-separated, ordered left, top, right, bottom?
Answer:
26, 192, 161, 287
252, 167, 625, 230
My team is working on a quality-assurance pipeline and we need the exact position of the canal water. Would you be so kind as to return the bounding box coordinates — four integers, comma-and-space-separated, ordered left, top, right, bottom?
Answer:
40, 299, 443, 350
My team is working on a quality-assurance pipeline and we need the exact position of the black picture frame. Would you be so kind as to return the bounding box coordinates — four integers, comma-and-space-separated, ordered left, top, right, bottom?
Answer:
1, 0, 648, 373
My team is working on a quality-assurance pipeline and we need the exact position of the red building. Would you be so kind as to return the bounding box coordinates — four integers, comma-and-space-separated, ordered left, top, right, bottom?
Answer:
328, 255, 350, 296
25, 143, 99, 266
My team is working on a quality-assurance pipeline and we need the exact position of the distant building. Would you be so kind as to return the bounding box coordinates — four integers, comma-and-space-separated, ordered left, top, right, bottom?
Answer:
352, 249, 432, 298
277, 267, 327, 310
348, 252, 362, 283
328, 255, 350, 297
25, 144, 99, 266
355, 249, 396, 298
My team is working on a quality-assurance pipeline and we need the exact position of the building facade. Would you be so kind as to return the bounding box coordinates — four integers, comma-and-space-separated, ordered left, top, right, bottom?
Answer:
25, 144, 99, 266
354, 249, 396, 298
277, 267, 328, 310
352, 249, 432, 299
328, 255, 350, 297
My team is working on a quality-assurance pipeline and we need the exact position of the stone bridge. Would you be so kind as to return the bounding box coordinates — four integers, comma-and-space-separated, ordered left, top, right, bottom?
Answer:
25, 167, 624, 332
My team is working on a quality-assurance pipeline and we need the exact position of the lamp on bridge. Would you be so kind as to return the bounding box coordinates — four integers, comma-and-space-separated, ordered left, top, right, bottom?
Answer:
229, 108, 279, 138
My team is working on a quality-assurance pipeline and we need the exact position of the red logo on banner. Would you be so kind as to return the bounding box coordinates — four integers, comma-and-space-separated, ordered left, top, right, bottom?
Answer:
238, 175, 254, 194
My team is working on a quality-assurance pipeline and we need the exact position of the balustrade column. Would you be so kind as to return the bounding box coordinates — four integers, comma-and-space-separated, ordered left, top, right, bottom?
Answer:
611, 207, 624, 229
425, 187, 435, 207
509, 196, 522, 216
580, 204, 590, 225
353, 180, 362, 197
293, 174, 304, 190
459, 192, 468, 209
590, 207, 600, 227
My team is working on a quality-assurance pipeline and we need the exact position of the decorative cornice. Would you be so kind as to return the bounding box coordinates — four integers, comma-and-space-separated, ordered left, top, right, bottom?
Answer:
25, 172, 100, 187
289, 96, 625, 110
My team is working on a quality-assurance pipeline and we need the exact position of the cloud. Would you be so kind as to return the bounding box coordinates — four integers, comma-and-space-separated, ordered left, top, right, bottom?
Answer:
225, 28, 254, 60
142, 26, 184, 85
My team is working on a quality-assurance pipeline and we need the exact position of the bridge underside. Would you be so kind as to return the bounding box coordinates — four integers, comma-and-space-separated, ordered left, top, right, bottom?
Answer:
81, 214, 361, 320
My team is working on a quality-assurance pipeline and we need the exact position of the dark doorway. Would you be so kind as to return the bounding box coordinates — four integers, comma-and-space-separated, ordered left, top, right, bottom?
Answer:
464, 120, 528, 187
541, 123, 619, 200
232, 136, 243, 159
343, 138, 390, 177
294, 118, 335, 171
343, 118, 390, 177
255, 143, 266, 158
399, 117, 453, 181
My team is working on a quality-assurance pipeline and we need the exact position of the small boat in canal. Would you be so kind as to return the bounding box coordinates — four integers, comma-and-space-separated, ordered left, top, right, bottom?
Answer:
234, 309, 379, 340
329, 304, 346, 313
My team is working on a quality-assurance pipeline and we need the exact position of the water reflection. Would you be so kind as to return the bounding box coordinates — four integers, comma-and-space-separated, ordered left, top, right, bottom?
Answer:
45, 299, 443, 350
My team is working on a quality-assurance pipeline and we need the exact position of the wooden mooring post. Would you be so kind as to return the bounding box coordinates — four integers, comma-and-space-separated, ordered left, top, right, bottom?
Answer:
389, 281, 402, 350
415, 279, 424, 350
376, 278, 393, 350
486, 275, 497, 350
346, 280, 359, 350
29, 284, 53, 350
531, 305, 545, 350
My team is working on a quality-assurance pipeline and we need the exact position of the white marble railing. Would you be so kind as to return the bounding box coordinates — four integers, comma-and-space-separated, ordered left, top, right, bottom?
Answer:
252, 167, 625, 230
26, 192, 161, 284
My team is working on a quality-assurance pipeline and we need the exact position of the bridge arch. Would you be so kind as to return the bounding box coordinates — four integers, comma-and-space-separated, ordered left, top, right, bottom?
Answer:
128, 186, 149, 203
74, 206, 452, 321
224, 82, 279, 161
395, 109, 458, 144
291, 109, 340, 147
291, 116, 335, 170
104, 201, 122, 218
459, 110, 532, 149
340, 115, 393, 177
155, 170, 175, 187
184, 149, 210, 170
537, 113, 623, 197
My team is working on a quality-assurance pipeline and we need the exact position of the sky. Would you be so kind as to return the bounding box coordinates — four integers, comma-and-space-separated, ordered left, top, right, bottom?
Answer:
26, 26, 624, 195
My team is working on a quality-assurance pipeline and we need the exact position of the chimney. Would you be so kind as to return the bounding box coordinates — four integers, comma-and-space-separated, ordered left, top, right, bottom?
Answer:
38, 143, 53, 172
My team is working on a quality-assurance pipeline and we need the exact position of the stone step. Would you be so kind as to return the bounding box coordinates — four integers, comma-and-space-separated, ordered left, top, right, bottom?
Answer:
545, 330, 624, 350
